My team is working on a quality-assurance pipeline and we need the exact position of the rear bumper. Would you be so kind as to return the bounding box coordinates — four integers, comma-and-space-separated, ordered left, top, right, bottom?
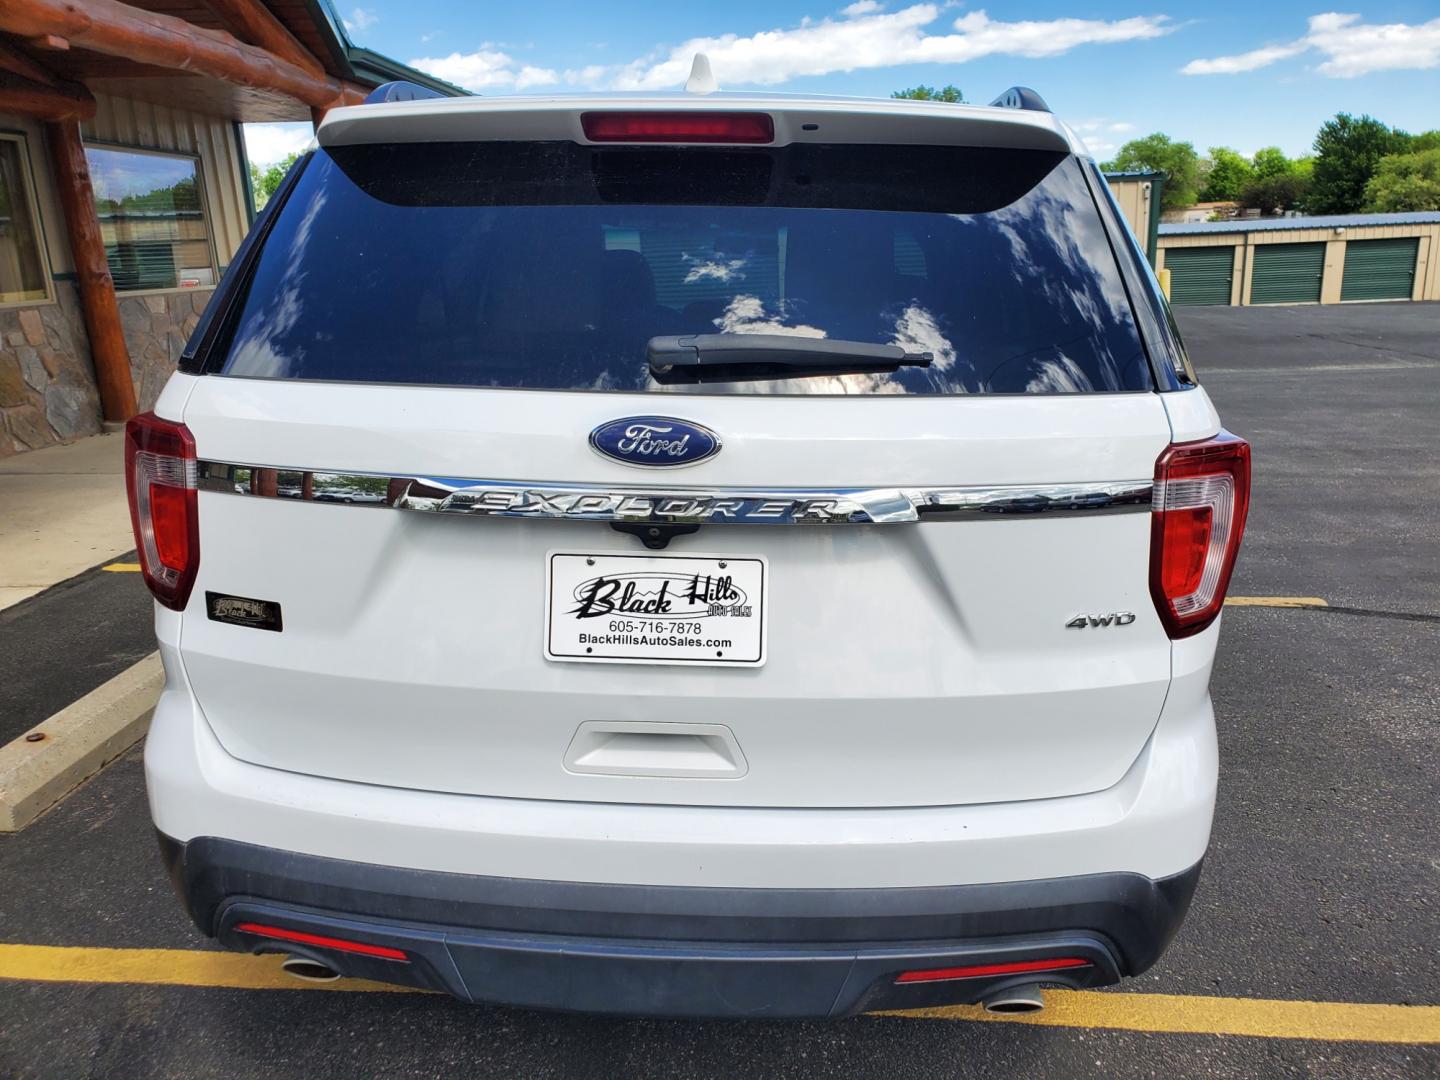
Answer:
144, 627, 1221, 890
159, 833, 1201, 1018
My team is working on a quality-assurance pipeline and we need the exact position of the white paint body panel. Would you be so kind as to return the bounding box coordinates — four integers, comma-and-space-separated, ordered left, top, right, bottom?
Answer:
147, 620, 1218, 887
170, 376, 1180, 809
1162, 382, 1222, 442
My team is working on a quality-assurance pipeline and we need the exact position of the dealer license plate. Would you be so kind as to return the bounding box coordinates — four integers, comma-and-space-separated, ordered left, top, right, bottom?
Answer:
545, 552, 767, 666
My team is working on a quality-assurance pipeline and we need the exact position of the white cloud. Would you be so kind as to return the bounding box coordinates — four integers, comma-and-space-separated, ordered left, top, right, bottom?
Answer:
573, 5, 1172, 90
682, 254, 748, 284
241, 122, 313, 167
1182, 12, 1440, 78
1054, 118, 1134, 156
1309, 12, 1440, 77
1181, 41, 1309, 74
512, 66, 560, 89
344, 8, 377, 34
842, 1, 884, 15
408, 45, 559, 91
714, 295, 826, 337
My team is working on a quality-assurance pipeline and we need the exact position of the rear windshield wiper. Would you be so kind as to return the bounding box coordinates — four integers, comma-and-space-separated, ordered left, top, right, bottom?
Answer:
647, 334, 933, 384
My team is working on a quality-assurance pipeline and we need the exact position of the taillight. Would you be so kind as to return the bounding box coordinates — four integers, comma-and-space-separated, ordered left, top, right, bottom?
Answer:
581, 111, 774, 144
1150, 431, 1251, 638
124, 412, 199, 611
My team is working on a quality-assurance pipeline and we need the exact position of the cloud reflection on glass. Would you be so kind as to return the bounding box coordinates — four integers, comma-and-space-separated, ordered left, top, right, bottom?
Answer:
222, 148, 1149, 397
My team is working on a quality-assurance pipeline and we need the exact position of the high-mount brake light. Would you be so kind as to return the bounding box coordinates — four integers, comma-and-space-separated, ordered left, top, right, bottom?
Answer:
124, 412, 199, 611
1150, 431, 1251, 639
581, 111, 774, 144
895, 957, 1092, 984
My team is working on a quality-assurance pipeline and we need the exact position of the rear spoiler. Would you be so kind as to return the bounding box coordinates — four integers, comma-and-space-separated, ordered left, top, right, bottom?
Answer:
318, 94, 1078, 154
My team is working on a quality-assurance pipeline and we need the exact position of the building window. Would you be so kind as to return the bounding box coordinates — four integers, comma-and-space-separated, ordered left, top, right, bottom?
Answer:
85, 145, 217, 292
0, 135, 51, 306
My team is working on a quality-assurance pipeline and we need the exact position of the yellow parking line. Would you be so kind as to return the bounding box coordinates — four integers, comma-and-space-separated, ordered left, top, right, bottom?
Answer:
101, 563, 142, 573
0, 944, 420, 994
885, 991, 1440, 1045
1, 944, 1437, 1043
1225, 596, 1329, 608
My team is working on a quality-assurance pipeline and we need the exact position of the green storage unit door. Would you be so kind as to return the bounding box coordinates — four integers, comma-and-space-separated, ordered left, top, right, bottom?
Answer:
1250, 242, 1324, 304
1164, 246, 1234, 306
1341, 238, 1419, 301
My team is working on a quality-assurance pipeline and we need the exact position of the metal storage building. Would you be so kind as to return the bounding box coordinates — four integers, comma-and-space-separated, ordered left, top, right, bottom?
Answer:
1156, 213, 1440, 307
1103, 170, 1164, 265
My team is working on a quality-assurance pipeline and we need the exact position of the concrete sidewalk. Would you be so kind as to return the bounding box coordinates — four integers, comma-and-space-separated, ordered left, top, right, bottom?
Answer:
0, 433, 135, 611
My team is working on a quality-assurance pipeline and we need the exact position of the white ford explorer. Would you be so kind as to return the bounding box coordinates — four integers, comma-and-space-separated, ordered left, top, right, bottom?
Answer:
130, 82, 1250, 1017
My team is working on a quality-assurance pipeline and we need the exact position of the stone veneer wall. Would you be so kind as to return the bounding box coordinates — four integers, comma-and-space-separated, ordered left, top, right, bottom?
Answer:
0, 284, 101, 456
119, 288, 212, 412
0, 285, 213, 457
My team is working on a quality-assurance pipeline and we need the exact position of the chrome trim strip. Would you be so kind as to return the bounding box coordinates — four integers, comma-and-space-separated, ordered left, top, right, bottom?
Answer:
196, 461, 1152, 524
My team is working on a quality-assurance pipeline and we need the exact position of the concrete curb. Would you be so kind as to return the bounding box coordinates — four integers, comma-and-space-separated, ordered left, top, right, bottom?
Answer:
0, 652, 162, 832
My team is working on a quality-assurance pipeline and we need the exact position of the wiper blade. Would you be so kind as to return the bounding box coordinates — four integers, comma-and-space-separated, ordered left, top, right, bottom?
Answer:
647, 334, 933, 384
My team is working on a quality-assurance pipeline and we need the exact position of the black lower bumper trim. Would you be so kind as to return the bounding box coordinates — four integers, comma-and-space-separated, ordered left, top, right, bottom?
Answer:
159, 834, 1202, 1018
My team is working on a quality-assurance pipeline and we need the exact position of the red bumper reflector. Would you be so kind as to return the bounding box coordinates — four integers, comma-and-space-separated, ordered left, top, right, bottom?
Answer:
234, 922, 410, 962
895, 957, 1091, 984
581, 111, 774, 144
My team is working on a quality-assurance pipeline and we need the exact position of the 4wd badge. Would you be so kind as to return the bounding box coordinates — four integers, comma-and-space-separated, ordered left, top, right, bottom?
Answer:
1066, 612, 1136, 628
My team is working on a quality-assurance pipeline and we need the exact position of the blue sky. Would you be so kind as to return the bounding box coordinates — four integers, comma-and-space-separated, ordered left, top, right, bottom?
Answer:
244, 2, 1440, 165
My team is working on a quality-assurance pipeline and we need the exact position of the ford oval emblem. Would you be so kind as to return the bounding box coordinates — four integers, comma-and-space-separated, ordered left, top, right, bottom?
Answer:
589, 416, 721, 468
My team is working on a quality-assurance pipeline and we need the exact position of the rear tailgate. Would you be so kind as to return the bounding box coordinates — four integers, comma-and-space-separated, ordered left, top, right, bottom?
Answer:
177, 380, 1173, 808
172, 102, 1179, 810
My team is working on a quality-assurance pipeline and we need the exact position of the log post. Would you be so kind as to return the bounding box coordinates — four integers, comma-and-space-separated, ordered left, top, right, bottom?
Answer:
0, 75, 97, 121
45, 118, 137, 423
311, 84, 367, 128
1, 0, 348, 109
0, 38, 59, 83
199, 0, 325, 78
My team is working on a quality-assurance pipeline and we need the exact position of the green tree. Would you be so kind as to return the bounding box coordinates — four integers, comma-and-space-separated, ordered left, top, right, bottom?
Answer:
1199, 147, 1254, 202
248, 152, 300, 211
1103, 134, 1201, 209
1250, 146, 1293, 180
1363, 148, 1440, 212
1239, 172, 1312, 214
891, 84, 964, 102
1402, 130, 1440, 153
1307, 113, 1408, 214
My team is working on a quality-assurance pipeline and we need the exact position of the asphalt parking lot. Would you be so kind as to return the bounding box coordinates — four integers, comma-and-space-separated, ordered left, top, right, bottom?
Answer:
1, 301, 1437, 1078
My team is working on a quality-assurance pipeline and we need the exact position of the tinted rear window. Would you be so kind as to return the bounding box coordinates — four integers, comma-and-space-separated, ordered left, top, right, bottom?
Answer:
217, 142, 1151, 395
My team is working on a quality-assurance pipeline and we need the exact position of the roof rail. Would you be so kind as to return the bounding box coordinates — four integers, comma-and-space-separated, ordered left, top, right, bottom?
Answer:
988, 87, 1050, 113
364, 81, 449, 104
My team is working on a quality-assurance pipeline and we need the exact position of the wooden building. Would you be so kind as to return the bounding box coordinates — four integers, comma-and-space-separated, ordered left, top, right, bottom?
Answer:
0, 0, 460, 455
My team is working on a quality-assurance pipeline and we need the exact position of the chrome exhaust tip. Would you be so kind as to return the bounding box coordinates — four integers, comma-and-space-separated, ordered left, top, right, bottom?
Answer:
981, 984, 1046, 1014
281, 956, 342, 983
